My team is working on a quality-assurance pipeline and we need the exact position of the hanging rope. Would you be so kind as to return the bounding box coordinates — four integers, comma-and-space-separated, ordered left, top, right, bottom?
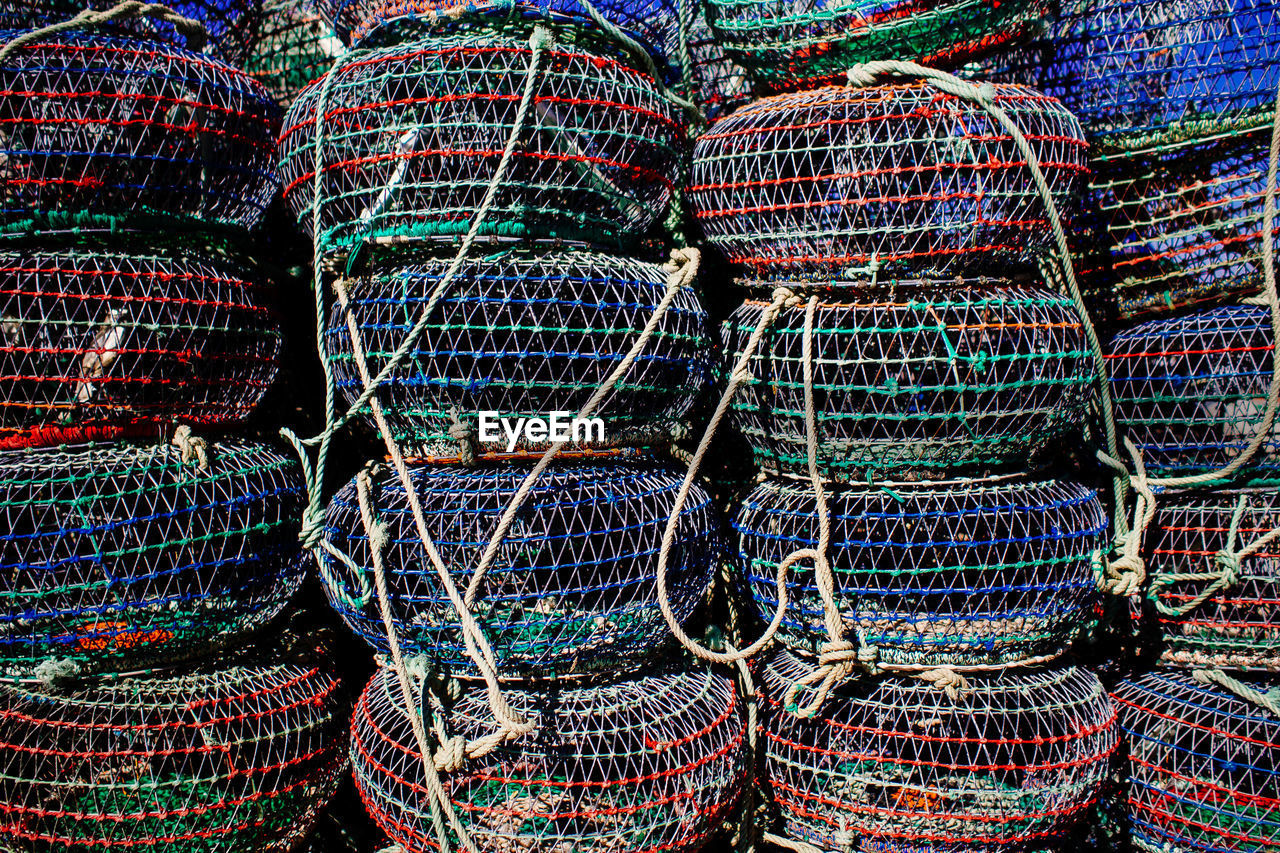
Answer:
0, 1, 208, 62
1193, 668, 1280, 717
1095, 437, 1156, 596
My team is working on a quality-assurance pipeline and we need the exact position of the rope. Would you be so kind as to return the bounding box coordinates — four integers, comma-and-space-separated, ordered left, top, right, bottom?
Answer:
1095, 438, 1156, 597
917, 666, 971, 700
170, 425, 210, 472
1192, 668, 1280, 717
0, 1, 208, 62
761, 833, 834, 853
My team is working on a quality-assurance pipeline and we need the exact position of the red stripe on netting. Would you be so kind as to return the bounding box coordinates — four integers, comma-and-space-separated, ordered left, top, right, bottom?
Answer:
1130, 756, 1280, 813
1127, 788, 1274, 847
0, 421, 162, 450
1114, 694, 1279, 748
690, 159, 1083, 197
1104, 344, 1273, 360
1111, 225, 1280, 271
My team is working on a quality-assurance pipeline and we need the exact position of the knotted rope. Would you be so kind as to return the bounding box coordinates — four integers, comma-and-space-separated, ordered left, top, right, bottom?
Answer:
1193, 668, 1280, 717
0, 1, 208, 62
171, 425, 210, 472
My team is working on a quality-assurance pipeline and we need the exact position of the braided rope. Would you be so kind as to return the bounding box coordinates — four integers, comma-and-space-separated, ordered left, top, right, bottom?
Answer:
1192, 668, 1280, 717
0, 0, 208, 61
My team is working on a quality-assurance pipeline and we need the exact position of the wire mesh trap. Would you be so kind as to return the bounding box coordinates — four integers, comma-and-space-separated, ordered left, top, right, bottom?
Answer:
321, 460, 720, 677
1107, 304, 1279, 483
0, 649, 347, 852
677, 4, 753, 122
735, 477, 1107, 669
760, 650, 1119, 852
352, 663, 747, 853
0, 439, 307, 682
0, 29, 281, 232
0, 246, 283, 448
245, 0, 346, 108
326, 248, 709, 457
1144, 488, 1280, 672
279, 30, 686, 253
1113, 669, 1280, 853
705, 0, 1050, 92
689, 82, 1087, 277
722, 284, 1093, 481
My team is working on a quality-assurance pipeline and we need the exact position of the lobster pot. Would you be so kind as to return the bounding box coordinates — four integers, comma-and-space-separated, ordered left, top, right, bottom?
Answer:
689, 83, 1087, 277
735, 478, 1107, 669
321, 460, 719, 676
279, 33, 685, 252
352, 664, 747, 853
245, 0, 346, 107
0, 32, 280, 231
761, 651, 1119, 851
1107, 305, 1279, 481
0, 653, 346, 852
0, 441, 307, 681
723, 285, 1093, 480
705, 0, 1050, 92
1146, 489, 1280, 671
1113, 670, 1280, 853
326, 249, 709, 456
0, 247, 282, 447
674, 7, 753, 122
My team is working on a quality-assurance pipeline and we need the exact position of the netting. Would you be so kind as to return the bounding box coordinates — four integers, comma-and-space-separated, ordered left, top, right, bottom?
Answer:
735, 477, 1107, 669
352, 663, 747, 853
722, 284, 1093, 480
704, 0, 1051, 92
1113, 669, 1280, 853
0, 30, 281, 232
0, 439, 307, 682
278, 30, 686, 253
321, 460, 719, 677
1107, 304, 1279, 482
325, 248, 708, 457
245, 0, 346, 107
0, 246, 283, 448
1145, 488, 1280, 671
0, 650, 346, 852
689, 82, 1087, 277
679, 5, 752, 122
760, 651, 1119, 851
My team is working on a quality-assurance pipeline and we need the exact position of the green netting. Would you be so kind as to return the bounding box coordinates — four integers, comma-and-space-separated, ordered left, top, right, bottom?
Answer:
244, 0, 346, 108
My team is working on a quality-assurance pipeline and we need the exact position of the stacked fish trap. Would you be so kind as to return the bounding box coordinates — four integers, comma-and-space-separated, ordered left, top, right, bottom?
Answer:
246, 0, 345, 107
284, 3, 748, 851
0, 10, 346, 852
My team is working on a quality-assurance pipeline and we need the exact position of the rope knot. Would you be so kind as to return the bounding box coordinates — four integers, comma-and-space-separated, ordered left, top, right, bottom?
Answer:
528, 23, 554, 51
857, 643, 881, 675
771, 285, 803, 309
171, 425, 210, 471
35, 657, 81, 688
918, 666, 971, 700
447, 409, 478, 466
299, 506, 327, 550
432, 734, 468, 773
1212, 549, 1243, 588
845, 64, 879, 88
662, 246, 701, 285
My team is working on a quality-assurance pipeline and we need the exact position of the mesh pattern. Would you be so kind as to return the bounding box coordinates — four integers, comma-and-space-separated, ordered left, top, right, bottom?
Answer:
0, 440, 306, 681
326, 248, 708, 456
0, 247, 282, 446
1146, 488, 1280, 671
352, 664, 747, 853
245, 0, 346, 108
735, 478, 1107, 668
0, 655, 346, 852
321, 461, 720, 676
1113, 670, 1280, 853
722, 285, 1093, 480
0, 31, 281, 232
760, 651, 1119, 851
1107, 305, 1279, 482
689, 83, 1087, 277
279, 31, 685, 252
680, 7, 753, 122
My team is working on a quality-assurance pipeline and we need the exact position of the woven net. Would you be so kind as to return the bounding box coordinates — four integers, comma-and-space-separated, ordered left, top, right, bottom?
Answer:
722, 284, 1093, 480
705, 0, 1051, 92
279, 30, 685, 253
245, 0, 346, 107
1145, 488, 1280, 671
0, 439, 306, 682
352, 663, 746, 853
0, 650, 346, 852
0, 30, 280, 232
321, 460, 719, 677
1113, 670, 1280, 853
1107, 304, 1279, 482
735, 477, 1107, 669
689, 82, 1087, 277
760, 651, 1119, 852
0, 246, 282, 448
326, 248, 708, 457
679, 6, 753, 122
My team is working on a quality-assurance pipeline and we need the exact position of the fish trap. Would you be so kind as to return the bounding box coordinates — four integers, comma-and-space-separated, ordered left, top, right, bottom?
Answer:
0, 440, 307, 682
689, 82, 1087, 277
279, 30, 686, 253
1107, 304, 1279, 483
705, 0, 1050, 92
321, 460, 720, 677
735, 477, 1107, 669
352, 663, 747, 853
326, 248, 709, 456
679, 6, 753, 122
0, 649, 346, 852
1113, 669, 1280, 853
0, 30, 280, 232
0, 246, 282, 448
1145, 489, 1280, 672
245, 0, 346, 107
760, 650, 1119, 852
722, 284, 1093, 481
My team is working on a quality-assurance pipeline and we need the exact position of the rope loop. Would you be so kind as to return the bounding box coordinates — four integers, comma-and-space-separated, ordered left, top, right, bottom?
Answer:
918, 666, 971, 700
